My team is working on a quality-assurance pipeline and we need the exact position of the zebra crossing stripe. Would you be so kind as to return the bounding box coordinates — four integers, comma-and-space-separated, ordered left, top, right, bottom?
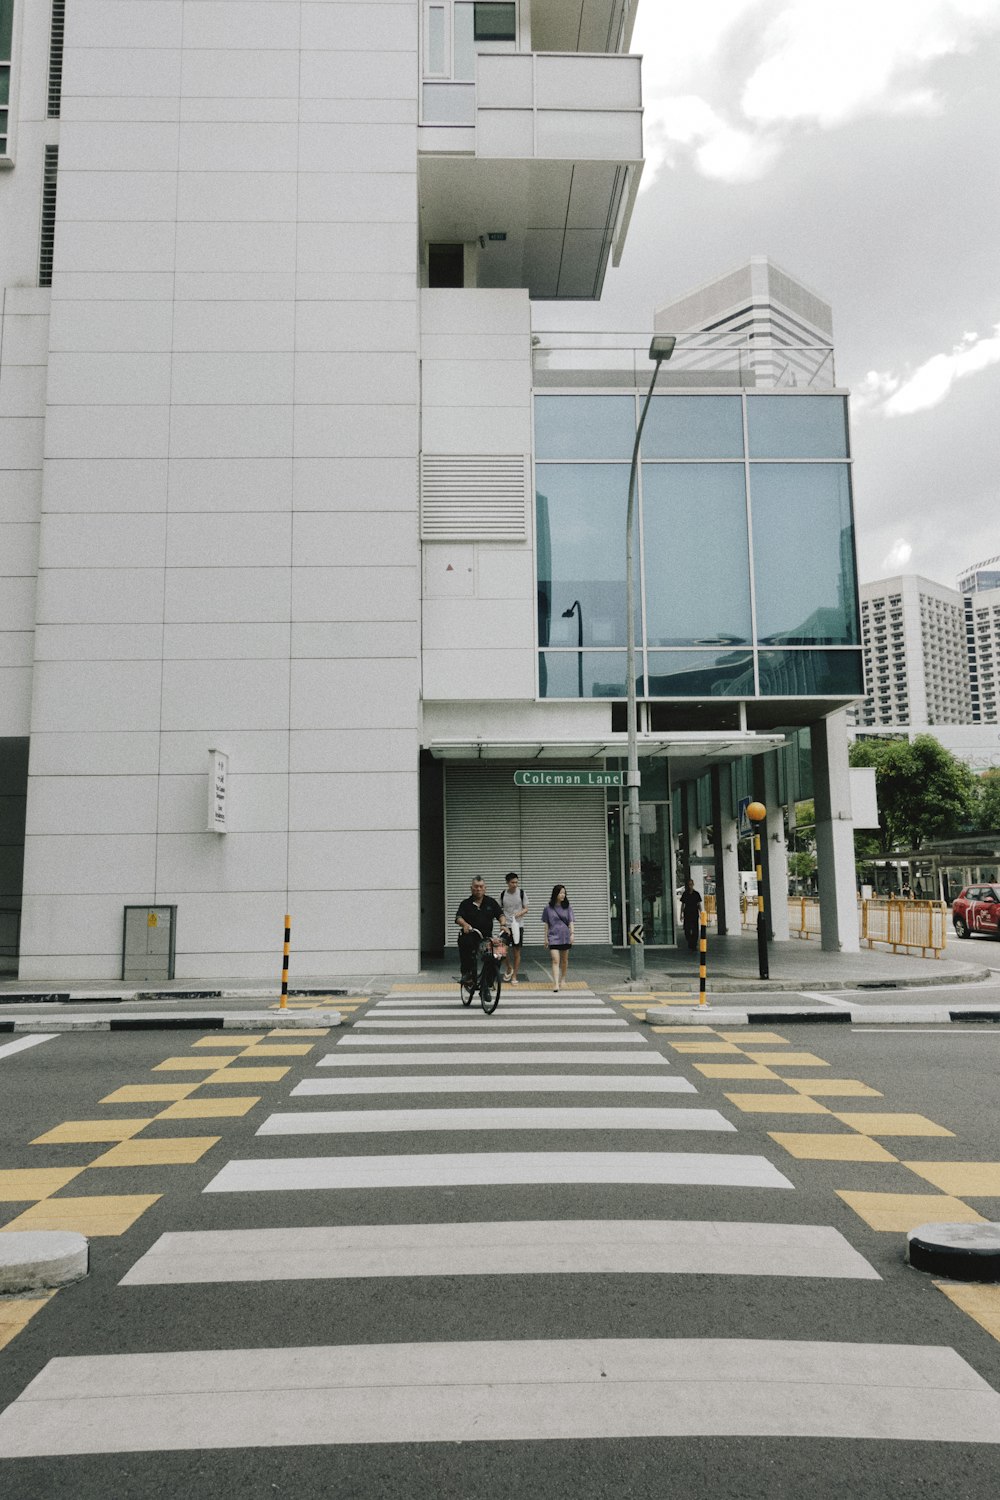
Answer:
2, 1340, 996, 1454
334, 1033, 648, 1046
353, 1018, 628, 1029
372, 996, 604, 1006
292, 1075, 695, 1095
203, 1151, 793, 1193
120, 1220, 879, 1286
255, 1106, 735, 1135
370, 1007, 607, 1018
316, 1050, 667, 1066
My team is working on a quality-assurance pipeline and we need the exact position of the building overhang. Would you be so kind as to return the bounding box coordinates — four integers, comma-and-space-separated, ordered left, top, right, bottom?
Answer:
419, 52, 643, 299
426, 731, 787, 779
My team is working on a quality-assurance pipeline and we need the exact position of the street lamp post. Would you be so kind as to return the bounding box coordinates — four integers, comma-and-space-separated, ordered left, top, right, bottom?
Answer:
626, 334, 676, 981
747, 800, 769, 980
562, 600, 583, 701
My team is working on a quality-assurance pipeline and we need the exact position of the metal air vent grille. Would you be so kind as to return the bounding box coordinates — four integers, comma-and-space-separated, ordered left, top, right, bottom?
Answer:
420, 454, 528, 541
48, 0, 65, 118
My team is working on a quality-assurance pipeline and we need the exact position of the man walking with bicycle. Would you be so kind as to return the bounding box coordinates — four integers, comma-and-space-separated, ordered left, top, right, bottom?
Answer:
456, 876, 507, 985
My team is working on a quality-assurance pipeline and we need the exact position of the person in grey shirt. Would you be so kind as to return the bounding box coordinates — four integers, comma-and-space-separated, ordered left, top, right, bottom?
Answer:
499, 871, 529, 984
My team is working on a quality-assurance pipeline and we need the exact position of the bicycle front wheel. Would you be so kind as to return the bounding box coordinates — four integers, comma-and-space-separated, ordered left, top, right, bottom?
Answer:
480, 961, 502, 1015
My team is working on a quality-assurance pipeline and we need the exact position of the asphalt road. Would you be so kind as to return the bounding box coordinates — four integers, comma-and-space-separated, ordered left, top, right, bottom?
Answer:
1, 991, 999, 1499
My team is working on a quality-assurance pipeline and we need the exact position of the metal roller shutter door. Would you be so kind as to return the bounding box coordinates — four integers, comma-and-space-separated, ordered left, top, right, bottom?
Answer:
443, 764, 611, 945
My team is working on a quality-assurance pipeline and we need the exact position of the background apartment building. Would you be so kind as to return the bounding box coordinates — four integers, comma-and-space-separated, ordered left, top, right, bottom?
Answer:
0, 0, 865, 980
851, 566, 1000, 768
854, 576, 972, 730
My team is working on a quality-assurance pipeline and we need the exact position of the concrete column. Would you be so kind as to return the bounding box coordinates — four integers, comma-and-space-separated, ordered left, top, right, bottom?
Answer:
710, 766, 739, 936
680, 782, 694, 879
811, 709, 860, 953
752, 752, 789, 940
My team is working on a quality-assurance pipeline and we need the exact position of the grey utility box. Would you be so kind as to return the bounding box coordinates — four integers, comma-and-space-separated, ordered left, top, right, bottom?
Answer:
122, 906, 177, 982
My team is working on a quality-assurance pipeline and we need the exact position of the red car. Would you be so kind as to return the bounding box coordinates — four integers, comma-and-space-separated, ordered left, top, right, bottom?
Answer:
952, 885, 1000, 939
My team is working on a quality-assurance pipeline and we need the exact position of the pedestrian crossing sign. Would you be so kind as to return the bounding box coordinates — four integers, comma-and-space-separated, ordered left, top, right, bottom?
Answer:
738, 796, 752, 839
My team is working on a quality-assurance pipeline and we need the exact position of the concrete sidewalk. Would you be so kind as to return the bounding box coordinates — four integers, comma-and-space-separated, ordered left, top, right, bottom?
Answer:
391, 934, 992, 995
0, 931, 992, 1004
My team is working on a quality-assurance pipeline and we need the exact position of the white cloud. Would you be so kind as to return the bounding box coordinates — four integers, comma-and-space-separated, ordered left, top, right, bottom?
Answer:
641, 94, 780, 187
741, 0, 999, 128
633, 0, 1000, 186
881, 539, 913, 571
856, 324, 1000, 416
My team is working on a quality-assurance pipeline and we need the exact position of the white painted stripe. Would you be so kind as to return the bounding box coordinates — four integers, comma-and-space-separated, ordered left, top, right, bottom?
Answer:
4, 1340, 993, 1454
353, 1018, 628, 1029
204, 1152, 793, 1193
293, 1075, 694, 1096
0, 1034, 57, 1061
374, 995, 605, 1006
122, 1220, 879, 1286
372, 1007, 609, 1017
387, 990, 596, 999
256, 1107, 734, 1136
335, 1033, 648, 1046
318, 1049, 666, 1066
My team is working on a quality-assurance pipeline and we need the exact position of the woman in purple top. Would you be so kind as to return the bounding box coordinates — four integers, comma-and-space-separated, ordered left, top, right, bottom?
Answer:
541, 884, 574, 992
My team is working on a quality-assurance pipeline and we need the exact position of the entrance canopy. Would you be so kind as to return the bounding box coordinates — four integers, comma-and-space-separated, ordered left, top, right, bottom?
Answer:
427, 731, 786, 780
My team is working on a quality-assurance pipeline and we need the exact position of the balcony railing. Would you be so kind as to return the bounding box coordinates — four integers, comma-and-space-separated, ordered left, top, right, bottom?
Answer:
531, 332, 837, 389
421, 51, 642, 161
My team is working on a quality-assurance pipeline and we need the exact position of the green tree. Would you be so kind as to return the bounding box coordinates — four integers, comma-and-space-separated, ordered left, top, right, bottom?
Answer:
791, 799, 816, 851
849, 735, 979, 853
978, 769, 1000, 833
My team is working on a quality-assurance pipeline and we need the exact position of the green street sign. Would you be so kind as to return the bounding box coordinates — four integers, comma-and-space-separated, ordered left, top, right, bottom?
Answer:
514, 769, 624, 788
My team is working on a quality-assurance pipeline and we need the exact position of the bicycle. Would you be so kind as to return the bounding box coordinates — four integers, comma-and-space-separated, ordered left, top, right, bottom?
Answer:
459, 933, 507, 1015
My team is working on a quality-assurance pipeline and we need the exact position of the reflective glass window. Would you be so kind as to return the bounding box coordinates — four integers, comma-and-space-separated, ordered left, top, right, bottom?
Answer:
453, 2, 475, 78
534, 396, 635, 460
750, 464, 859, 644
539, 652, 636, 699
474, 2, 515, 40
425, 4, 446, 73
642, 464, 751, 645
747, 395, 849, 458
536, 463, 635, 647
422, 82, 476, 123
642, 395, 743, 459
646, 649, 755, 698
757, 650, 864, 696
605, 758, 669, 801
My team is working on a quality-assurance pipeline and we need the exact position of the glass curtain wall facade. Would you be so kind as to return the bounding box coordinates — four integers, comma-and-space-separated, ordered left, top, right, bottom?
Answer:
535, 392, 863, 701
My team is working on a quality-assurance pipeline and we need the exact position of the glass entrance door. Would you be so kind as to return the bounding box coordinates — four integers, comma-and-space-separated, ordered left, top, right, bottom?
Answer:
608, 802, 674, 947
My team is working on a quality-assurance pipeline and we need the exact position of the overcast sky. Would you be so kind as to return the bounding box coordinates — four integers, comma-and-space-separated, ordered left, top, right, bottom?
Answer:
538, 1, 1000, 589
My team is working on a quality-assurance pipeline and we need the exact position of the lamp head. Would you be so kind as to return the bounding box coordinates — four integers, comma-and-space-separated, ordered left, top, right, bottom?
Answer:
649, 334, 676, 362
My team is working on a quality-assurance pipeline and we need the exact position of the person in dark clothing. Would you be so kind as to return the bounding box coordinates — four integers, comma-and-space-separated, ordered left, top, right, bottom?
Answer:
455, 876, 506, 982
679, 878, 702, 952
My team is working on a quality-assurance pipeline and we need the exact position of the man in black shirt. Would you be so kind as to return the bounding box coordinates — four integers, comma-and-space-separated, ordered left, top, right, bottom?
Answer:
679, 878, 702, 952
456, 876, 506, 981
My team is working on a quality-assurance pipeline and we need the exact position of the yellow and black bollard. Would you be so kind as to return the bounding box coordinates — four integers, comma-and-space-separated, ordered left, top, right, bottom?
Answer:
747, 802, 768, 980
279, 912, 291, 1009
698, 911, 708, 1005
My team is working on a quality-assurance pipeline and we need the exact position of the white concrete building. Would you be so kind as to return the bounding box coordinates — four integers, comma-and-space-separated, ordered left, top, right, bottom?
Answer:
1, 1, 865, 980
854, 575, 972, 730
852, 567, 1000, 765
653, 256, 835, 390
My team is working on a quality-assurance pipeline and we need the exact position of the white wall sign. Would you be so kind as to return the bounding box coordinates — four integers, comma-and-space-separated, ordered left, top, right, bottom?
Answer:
208, 748, 229, 833
849, 766, 879, 829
